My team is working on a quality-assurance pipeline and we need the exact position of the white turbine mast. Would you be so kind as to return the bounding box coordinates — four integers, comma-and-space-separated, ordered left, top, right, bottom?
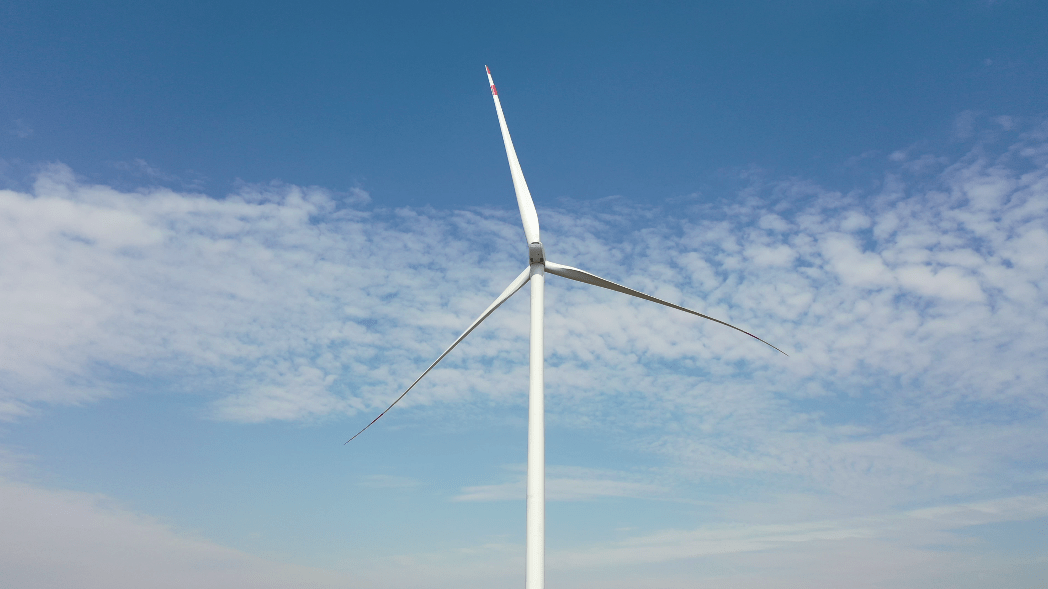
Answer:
347, 66, 786, 589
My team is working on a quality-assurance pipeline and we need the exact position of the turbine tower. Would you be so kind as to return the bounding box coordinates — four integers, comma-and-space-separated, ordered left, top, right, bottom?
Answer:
347, 66, 786, 589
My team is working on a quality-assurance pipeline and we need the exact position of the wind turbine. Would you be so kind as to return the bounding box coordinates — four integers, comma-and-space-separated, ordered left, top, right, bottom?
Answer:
347, 66, 786, 589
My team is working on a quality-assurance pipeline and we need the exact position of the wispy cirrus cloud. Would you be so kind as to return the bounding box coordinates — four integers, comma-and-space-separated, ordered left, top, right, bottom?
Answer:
0, 477, 357, 589
543, 492, 1048, 589
2, 470, 1045, 589
359, 474, 420, 489
553, 492, 1048, 568
10, 119, 33, 139
454, 465, 667, 502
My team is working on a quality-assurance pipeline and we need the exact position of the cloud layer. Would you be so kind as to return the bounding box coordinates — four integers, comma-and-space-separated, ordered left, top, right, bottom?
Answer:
3, 470, 1044, 589
2, 122, 1047, 527
1, 120, 1047, 588
0, 477, 357, 589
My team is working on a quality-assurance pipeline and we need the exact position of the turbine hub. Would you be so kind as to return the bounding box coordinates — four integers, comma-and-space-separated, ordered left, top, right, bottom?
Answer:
528, 242, 545, 266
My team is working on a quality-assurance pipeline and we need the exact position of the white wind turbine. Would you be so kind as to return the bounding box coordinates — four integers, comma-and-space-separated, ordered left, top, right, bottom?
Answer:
347, 66, 786, 589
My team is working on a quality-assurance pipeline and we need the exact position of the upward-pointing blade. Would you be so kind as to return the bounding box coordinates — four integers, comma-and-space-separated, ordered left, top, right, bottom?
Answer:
545, 261, 788, 356
345, 266, 533, 443
486, 65, 541, 245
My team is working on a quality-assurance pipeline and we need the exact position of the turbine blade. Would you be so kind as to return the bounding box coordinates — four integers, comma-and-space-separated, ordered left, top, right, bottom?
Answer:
544, 261, 787, 356
486, 65, 541, 244
346, 266, 533, 443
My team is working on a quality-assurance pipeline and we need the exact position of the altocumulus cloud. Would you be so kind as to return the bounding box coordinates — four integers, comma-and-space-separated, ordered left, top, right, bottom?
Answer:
0, 164, 528, 422
1, 123, 1047, 522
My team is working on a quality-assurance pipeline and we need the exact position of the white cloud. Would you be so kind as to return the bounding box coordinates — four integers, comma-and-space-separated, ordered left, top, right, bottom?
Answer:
359, 474, 420, 488
2, 463, 1045, 589
1, 124, 1047, 546
757, 213, 790, 232
0, 164, 527, 422
954, 110, 978, 139
896, 264, 985, 301
0, 477, 356, 589
111, 158, 178, 183
743, 243, 796, 267
995, 115, 1016, 130
838, 210, 872, 232
10, 118, 34, 139
819, 232, 894, 287
0, 473, 531, 589
454, 465, 666, 502
548, 492, 1048, 570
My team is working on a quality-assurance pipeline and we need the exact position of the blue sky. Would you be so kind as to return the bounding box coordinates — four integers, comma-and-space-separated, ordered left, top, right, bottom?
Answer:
1, 1, 1047, 588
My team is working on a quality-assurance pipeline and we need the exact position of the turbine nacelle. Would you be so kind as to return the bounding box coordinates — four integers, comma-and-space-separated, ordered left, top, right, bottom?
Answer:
528, 242, 546, 266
